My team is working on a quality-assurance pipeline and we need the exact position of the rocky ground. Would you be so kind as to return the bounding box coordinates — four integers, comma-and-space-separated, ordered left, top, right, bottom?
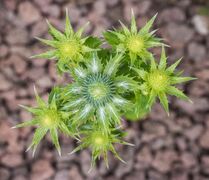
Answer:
0, 0, 209, 179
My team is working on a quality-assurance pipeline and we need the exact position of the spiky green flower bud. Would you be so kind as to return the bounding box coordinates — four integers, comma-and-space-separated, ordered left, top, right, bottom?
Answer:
71, 125, 132, 169
133, 47, 196, 114
104, 10, 162, 65
13, 87, 74, 156
31, 10, 97, 73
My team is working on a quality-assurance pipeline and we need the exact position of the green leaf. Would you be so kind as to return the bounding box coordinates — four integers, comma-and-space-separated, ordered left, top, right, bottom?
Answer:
119, 21, 130, 36
12, 119, 38, 129
19, 104, 40, 114
28, 127, 48, 156
46, 20, 65, 40
104, 53, 123, 76
166, 58, 182, 74
35, 37, 58, 47
50, 128, 61, 156
31, 50, 57, 59
65, 9, 73, 37
158, 92, 169, 114
75, 22, 89, 38
150, 56, 157, 71
34, 86, 46, 108
131, 9, 137, 34
139, 13, 157, 35
147, 90, 156, 108
166, 86, 190, 101
103, 31, 120, 46
158, 46, 167, 70
170, 76, 196, 84
84, 36, 102, 49
132, 68, 147, 80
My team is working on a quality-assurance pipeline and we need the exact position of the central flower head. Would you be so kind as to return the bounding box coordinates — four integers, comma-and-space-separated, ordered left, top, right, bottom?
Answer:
147, 71, 169, 92
82, 73, 115, 107
59, 41, 80, 59
126, 36, 144, 54
41, 109, 60, 128
88, 83, 109, 100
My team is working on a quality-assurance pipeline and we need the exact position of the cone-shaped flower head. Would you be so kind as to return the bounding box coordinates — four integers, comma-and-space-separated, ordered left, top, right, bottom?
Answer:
104, 10, 162, 65
32, 10, 94, 72
71, 125, 132, 169
13, 87, 73, 156
62, 53, 139, 130
133, 47, 195, 114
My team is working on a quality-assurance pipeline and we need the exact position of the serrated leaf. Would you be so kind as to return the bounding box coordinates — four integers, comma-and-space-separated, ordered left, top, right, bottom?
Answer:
84, 36, 102, 49
166, 58, 182, 74
46, 20, 65, 40
166, 86, 189, 101
158, 46, 167, 70
158, 92, 169, 114
12, 119, 38, 129
31, 50, 57, 59
139, 13, 157, 35
50, 128, 61, 156
170, 76, 196, 84
65, 9, 73, 37
131, 9, 137, 34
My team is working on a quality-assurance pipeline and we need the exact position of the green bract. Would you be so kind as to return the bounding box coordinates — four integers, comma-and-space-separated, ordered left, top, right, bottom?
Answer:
13, 10, 195, 169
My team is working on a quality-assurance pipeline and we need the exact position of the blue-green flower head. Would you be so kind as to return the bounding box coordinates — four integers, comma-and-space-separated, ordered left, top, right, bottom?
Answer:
134, 47, 196, 114
13, 87, 74, 156
62, 53, 139, 129
31, 9, 95, 72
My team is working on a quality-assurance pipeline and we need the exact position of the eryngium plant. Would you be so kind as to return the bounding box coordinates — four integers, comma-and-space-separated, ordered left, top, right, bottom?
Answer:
13, 9, 195, 170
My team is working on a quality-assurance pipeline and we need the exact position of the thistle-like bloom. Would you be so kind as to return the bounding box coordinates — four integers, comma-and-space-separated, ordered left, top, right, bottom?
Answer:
62, 53, 139, 130
104, 11, 162, 65
32, 10, 94, 72
13, 87, 73, 156
71, 125, 132, 169
134, 47, 195, 114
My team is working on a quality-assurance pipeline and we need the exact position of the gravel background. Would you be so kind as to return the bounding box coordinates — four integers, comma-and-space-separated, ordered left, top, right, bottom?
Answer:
0, 0, 209, 179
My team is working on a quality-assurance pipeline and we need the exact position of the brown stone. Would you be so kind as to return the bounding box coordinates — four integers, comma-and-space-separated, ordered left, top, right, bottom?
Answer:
159, 7, 185, 24
135, 146, 152, 169
153, 150, 178, 173
0, 74, 12, 91
69, 166, 83, 180
37, 76, 53, 88
0, 168, 10, 180
188, 42, 206, 62
6, 28, 29, 45
18, 2, 41, 25
200, 131, 209, 149
31, 20, 48, 37
1, 153, 23, 168
181, 152, 196, 169
0, 45, 9, 58
141, 121, 167, 142
31, 160, 54, 180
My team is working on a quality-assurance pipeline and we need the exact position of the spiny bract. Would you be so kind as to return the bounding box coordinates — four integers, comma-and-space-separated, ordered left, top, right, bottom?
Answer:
13, 9, 195, 170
